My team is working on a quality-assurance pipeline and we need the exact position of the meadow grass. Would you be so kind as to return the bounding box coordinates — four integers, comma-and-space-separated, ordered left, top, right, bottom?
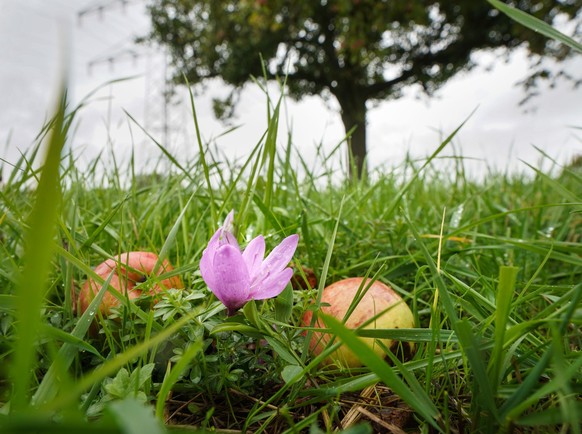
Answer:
0, 77, 580, 434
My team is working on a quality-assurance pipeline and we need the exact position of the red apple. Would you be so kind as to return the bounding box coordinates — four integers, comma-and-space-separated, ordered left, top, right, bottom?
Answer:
302, 277, 414, 367
78, 251, 184, 316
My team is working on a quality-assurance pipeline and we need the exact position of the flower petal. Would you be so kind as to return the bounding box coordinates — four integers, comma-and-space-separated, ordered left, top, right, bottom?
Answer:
254, 234, 299, 283
242, 235, 265, 281
199, 229, 221, 289
250, 267, 294, 300
218, 211, 239, 249
210, 244, 250, 312
223, 210, 234, 232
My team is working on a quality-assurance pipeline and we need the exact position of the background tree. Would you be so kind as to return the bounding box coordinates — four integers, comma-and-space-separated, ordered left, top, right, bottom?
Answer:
145, 0, 581, 178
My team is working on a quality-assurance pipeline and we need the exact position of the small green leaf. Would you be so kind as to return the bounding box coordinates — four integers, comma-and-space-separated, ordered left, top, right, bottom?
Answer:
243, 300, 261, 329
211, 322, 263, 338
105, 369, 130, 398
265, 336, 300, 365
39, 324, 103, 358
274, 284, 294, 323
106, 397, 166, 434
281, 364, 303, 385
129, 363, 155, 391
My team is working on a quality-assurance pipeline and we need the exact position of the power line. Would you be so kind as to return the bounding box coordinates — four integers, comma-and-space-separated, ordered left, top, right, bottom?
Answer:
76, 0, 179, 148
77, 0, 132, 25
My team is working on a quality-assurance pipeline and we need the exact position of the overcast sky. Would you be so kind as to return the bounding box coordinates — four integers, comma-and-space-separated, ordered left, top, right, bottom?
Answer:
1, 0, 581, 181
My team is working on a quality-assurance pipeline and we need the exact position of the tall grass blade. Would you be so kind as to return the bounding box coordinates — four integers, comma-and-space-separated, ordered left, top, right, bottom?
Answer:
503, 337, 582, 427
383, 112, 474, 218
124, 111, 193, 182
488, 0, 582, 53
153, 193, 195, 274
184, 75, 215, 226
9, 89, 67, 412
155, 341, 202, 420
488, 266, 518, 390
301, 197, 346, 363
262, 95, 281, 210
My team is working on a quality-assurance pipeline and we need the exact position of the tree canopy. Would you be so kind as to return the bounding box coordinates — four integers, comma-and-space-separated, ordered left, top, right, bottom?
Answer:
145, 0, 582, 178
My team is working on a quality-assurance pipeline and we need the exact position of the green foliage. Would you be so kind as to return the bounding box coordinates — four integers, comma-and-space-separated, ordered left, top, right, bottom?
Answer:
4, 90, 580, 432
87, 363, 156, 417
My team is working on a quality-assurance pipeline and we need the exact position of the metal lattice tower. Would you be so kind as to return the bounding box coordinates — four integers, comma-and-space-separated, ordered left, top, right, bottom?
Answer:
77, 0, 177, 147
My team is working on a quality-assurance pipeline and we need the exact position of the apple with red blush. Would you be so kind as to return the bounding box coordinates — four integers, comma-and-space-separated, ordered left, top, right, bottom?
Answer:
302, 277, 414, 367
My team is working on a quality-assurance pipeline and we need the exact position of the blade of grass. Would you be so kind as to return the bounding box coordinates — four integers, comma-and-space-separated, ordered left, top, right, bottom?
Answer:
39, 325, 101, 359
262, 94, 281, 210
353, 328, 457, 342
124, 110, 194, 182
301, 196, 346, 363
243, 200, 347, 431
500, 283, 581, 421
488, 266, 519, 391
503, 335, 582, 428
382, 111, 475, 219
184, 75, 216, 227
9, 88, 67, 412
252, 193, 284, 233
515, 403, 582, 428
155, 341, 202, 421
152, 192, 195, 275
488, 0, 582, 53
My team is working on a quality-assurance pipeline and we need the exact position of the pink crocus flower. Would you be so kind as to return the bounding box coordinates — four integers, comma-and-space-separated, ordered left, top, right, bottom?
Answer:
200, 211, 299, 316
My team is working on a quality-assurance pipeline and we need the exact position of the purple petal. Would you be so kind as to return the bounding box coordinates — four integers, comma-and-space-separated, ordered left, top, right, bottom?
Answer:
199, 229, 221, 289
219, 229, 239, 249
253, 234, 299, 284
210, 244, 250, 311
242, 235, 265, 281
250, 267, 294, 300
223, 210, 234, 232
218, 211, 239, 249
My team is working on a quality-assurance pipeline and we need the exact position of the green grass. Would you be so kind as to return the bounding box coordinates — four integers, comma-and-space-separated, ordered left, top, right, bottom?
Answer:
0, 78, 580, 434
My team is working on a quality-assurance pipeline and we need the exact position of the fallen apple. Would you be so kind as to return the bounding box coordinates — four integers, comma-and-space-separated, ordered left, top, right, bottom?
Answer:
78, 251, 184, 316
302, 277, 414, 367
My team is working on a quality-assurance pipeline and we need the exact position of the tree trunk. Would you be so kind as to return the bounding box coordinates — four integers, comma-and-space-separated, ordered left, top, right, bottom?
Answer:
337, 92, 367, 180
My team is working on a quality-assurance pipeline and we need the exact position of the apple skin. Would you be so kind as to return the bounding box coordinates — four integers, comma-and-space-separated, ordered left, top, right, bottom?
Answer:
78, 251, 184, 316
302, 277, 414, 367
